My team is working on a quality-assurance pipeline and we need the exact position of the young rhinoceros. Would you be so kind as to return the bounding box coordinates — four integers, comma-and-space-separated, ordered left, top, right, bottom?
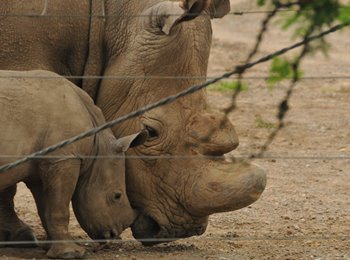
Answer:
0, 70, 147, 259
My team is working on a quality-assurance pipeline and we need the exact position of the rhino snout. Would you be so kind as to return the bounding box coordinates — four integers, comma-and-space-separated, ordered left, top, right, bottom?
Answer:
131, 214, 161, 246
131, 213, 208, 246
91, 229, 121, 242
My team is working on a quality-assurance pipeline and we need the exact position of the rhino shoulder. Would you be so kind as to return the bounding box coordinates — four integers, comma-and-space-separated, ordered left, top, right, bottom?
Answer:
69, 83, 107, 128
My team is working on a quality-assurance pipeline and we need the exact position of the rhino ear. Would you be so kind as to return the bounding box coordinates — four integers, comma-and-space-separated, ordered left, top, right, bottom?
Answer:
180, 0, 211, 19
180, 0, 231, 19
143, 0, 211, 35
113, 130, 148, 153
181, 0, 231, 19
207, 0, 231, 18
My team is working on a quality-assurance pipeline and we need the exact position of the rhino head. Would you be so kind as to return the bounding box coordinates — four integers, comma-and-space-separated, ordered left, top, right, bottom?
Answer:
95, 0, 266, 243
127, 104, 266, 244
72, 131, 148, 240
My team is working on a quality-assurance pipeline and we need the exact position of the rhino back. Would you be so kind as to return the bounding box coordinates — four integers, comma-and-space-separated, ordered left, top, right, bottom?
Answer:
0, 1, 90, 85
0, 70, 101, 186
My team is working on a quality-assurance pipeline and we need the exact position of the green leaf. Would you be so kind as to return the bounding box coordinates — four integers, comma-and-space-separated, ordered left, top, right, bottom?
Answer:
255, 116, 276, 129
257, 0, 266, 7
339, 5, 350, 23
267, 57, 303, 88
268, 57, 293, 88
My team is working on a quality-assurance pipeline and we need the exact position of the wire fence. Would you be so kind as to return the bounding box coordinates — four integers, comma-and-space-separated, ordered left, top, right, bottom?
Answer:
1, 74, 350, 80
0, 9, 296, 19
0, 2, 349, 251
0, 155, 350, 160
0, 235, 349, 247
1, 21, 349, 173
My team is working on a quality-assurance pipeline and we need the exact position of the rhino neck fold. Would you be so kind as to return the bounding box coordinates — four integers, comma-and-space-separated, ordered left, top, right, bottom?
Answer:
82, 0, 106, 100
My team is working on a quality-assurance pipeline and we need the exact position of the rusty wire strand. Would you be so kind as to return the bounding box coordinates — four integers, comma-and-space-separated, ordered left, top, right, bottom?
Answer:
222, 5, 282, 118
0, 21, 349, 174
220, 4, 282, 156
220, 2, 342, 160
252, 23, 316, 158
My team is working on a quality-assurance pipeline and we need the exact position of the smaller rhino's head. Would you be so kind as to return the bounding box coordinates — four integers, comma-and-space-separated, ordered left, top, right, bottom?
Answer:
72, 131, 148, 240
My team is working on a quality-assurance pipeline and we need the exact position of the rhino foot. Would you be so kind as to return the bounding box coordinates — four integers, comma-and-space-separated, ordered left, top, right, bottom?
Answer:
0, 227, 37, 248
13, 228, 38, 247
47, 243, 86, 259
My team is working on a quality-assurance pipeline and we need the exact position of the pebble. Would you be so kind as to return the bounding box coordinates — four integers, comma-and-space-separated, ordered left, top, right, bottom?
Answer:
293, 225, 301, 231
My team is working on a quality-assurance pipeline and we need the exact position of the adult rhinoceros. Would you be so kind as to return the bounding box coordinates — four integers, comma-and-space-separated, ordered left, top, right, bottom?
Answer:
0, 0, 266, 244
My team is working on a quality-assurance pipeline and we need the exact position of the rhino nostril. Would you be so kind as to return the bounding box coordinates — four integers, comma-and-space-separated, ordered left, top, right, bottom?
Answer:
103, 231, 112, 240
131, 214, 161, 246
112, 229, 121, 240
114, 192, 122, 200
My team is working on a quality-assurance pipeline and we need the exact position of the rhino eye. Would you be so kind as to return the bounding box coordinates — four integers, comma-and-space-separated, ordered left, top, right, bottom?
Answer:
114, 192, 122, 200
145, 126, 159, 140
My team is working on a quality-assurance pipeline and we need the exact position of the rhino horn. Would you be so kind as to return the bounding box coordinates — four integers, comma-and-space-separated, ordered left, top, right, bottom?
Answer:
187, 110, 239, 155
185, 161, 266, 217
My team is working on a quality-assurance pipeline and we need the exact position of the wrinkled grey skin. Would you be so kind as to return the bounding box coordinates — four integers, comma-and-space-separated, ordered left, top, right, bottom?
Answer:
0, 0, 266, 244
0, 70, 147, 259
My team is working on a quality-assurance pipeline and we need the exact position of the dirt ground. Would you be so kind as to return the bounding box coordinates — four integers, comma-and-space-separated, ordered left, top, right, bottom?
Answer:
1, 1, 350, 259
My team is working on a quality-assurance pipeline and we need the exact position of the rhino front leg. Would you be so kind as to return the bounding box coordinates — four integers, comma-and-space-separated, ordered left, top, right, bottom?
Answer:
40, 160, 85, 259
26, 181, 51, 250
0, 185, 37, 248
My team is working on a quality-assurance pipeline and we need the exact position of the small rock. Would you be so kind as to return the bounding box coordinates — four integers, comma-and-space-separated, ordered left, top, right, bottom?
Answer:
293, 225, 301, 231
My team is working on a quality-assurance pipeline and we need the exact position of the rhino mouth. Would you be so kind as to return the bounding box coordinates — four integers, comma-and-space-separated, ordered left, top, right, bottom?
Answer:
131, 213, 207, 246
91, 230, 120, 242
131, 214, 162, 246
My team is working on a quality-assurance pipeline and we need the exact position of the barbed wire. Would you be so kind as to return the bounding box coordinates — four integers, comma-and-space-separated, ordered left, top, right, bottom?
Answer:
251, 16, 315, 158
219, 5, 283, 144
0, 21, 349, 174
